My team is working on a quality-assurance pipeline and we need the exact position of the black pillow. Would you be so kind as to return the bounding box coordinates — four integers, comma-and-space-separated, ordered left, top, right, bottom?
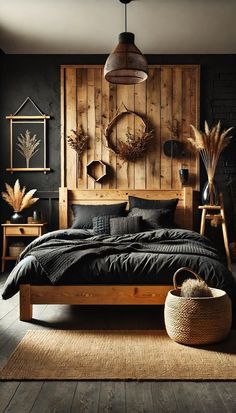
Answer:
128, 195, 178, 211
93, 215, 113, 235
71, 202, 127, 229
110, 216, 142, 235
128, 207, 173, 229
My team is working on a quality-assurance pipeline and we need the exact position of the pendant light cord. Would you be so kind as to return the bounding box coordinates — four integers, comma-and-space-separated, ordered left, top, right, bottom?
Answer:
125, 3, 127, 32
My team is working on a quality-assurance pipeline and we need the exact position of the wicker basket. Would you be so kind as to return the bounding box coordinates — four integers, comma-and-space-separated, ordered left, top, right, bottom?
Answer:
164, 267, 232, 345
9, 243, 25, 257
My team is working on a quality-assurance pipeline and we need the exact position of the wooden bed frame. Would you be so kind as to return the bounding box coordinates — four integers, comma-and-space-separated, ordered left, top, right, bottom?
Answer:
20, 187, 194, 321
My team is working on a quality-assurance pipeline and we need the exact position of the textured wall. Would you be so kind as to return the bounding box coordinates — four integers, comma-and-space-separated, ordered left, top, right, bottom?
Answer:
0, 54, 236, 241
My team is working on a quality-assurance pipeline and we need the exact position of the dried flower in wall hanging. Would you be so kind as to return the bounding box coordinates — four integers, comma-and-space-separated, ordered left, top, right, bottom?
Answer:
189, 121, 233, 204
17, 129, 41, 168
104, 106, 154, 162
67, 126, 89, 176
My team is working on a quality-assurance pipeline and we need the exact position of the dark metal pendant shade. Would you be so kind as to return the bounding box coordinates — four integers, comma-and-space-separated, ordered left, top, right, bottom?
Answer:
104, 32, 148, 85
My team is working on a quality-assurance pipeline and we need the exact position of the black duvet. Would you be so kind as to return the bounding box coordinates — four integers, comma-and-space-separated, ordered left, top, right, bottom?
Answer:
2, 228, 236, 302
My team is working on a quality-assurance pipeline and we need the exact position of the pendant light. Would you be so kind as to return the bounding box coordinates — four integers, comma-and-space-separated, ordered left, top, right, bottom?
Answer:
104, 0, 148, 85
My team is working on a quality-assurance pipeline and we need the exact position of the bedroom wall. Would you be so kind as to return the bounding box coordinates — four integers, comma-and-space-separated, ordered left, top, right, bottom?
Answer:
0, 54, 236, 239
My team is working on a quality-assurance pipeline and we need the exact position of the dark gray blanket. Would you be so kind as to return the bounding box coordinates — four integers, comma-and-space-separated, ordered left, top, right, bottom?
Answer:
22, 233, 218, 284
2, 228, 236, 302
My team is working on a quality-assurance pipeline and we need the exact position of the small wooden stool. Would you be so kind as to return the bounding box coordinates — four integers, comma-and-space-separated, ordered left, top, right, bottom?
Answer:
198, 196, 231, 271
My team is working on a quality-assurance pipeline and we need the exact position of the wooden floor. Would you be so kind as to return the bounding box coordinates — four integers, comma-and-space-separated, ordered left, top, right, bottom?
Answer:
0, 272, 236, 413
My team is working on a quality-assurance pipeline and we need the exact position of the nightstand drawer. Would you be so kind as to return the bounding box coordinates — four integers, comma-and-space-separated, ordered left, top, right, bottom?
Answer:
5, 226, 40, 236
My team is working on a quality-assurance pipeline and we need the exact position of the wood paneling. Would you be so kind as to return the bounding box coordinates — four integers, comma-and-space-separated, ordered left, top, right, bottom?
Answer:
61, 65, 200, 190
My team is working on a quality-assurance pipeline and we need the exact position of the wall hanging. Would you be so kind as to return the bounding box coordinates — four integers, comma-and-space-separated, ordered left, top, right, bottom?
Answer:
163, 119, 183, 158
104, 0, 148, 84
6, 97, 50, 173
104, 104, 154, 162
86, 160, 107, 183
67, 126, 88, 177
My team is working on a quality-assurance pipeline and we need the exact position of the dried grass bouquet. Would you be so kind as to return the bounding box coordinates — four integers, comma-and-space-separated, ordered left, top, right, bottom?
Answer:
2, 179, 39, 212
189, 121, 233, 204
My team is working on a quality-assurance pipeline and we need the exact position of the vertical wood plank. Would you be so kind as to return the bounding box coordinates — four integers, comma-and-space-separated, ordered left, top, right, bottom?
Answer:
160, 67, 173, 189
116, 85, 129, 188
172, 67, 183, 189
94, 68, 102, 189
87, 68, 95, 189
60, 66, 65, 187
65, 68, 77, 188
182, 68, 192, 188
108, 83, 117, 188
127, 84, 135, 188
77, 68, 88, 189
134, 80, 147, 189
146, 67, 161, 189
190, 66, 200, 190
101, 77, 110, 189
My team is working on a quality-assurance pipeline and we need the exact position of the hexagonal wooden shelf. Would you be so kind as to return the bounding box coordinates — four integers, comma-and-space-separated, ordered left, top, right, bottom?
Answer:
86, 160, 107, 182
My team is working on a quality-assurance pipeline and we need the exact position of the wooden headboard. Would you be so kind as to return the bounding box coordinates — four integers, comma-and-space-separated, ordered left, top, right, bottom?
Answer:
59, 187, 194, 230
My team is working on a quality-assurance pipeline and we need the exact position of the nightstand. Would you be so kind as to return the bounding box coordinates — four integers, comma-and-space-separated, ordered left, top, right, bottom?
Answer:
1, 222, 47, 272
198, 200, 231, 271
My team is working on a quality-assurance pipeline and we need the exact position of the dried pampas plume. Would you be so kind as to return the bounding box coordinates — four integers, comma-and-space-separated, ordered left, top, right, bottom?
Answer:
189, 121, 233, 204
1, 179, 38, 212
180, 278, 213, 298
17, 129, 41, 168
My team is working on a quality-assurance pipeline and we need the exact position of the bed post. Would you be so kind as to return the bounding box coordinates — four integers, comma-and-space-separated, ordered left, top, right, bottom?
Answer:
20, 285, 32, 321
59, 187, 68, 229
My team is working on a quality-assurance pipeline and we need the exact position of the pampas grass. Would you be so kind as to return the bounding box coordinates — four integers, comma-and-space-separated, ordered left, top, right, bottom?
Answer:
189, 121, 233, 204
180, 278, 213, 298
2, 179, 38, 212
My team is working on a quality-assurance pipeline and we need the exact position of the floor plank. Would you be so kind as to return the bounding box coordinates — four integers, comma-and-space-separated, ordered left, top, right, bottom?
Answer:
151, 382, 179, 413
3, 382, 43, 413
30, 382, 77, 413
213, 382, 236, 413
71, 382, 100, 413
98, 382, 126, 413
0, 382, 20, 413
172, 382, 208, 413
125, 382, 154, 413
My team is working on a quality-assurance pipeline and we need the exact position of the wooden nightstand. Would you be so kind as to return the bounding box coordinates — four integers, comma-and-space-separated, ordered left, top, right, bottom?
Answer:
1, 222, 47, 272
198, 201, 231, 271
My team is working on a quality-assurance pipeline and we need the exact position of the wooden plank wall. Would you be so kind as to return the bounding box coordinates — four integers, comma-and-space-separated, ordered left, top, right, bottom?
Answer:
61, 65, 200, 190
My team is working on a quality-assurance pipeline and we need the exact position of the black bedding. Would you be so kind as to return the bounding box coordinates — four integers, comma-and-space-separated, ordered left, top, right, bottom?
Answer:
2, 228, 236, 303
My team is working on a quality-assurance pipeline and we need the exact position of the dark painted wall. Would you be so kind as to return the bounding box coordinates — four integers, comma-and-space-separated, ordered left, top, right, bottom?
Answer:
0, 54, 236, 244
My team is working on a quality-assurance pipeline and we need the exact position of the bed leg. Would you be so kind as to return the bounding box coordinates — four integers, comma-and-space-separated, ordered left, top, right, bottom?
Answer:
20, 285, 32, 321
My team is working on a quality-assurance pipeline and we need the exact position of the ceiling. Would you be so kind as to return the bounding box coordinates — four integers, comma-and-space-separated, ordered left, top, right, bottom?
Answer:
0, 0, 235, 54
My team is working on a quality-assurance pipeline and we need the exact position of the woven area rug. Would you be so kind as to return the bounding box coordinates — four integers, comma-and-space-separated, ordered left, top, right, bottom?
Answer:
1, 330, 236, 380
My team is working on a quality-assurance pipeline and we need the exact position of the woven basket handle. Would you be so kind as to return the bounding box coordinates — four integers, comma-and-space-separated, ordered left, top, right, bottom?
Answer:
173, 267, 204, 290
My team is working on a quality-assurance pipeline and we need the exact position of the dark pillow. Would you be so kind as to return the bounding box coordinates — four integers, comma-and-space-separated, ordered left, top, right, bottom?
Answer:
93, 215, 113, 235
110, 216, 142, 235
128, 207, 174, 229
128, 195, 178, 211
71, 202, 127, 229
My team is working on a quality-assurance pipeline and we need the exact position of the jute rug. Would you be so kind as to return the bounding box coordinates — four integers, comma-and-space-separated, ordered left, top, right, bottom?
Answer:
1, 330, 236, 380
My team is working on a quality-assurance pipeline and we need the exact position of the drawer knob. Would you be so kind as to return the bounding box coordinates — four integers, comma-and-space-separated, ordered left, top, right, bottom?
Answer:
19, 228, 24, 234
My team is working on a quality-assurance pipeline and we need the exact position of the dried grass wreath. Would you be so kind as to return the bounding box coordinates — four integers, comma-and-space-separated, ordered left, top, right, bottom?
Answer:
104, 107, 154, 162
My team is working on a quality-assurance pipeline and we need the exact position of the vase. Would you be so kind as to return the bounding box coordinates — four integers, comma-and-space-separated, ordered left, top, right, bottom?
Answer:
179, 168, 189, 185
10, 211, 26, 224
201, 181, 219, 205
